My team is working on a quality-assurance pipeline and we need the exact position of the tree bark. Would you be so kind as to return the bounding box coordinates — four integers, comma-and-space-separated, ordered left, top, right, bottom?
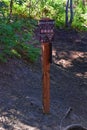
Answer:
65, 0, 69, 27
65, 0, 73, 27
9, 0, 14, 19
82, 0, 85, 6
69, 0, 73, 25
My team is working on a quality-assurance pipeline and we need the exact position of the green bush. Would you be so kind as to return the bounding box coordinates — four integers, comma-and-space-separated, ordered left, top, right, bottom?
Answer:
0, 17, 40, 63
72, 5, 87, 31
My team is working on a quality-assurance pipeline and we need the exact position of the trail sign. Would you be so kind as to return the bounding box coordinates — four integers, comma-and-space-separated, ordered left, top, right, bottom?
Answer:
39, 18, 54, 43
39, 18, 54, 114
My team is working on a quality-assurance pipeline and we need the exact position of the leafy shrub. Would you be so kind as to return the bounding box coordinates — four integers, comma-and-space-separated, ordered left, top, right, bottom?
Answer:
15, 43, 40, 62
0, 17, 40, 63
72, 4, 87, 31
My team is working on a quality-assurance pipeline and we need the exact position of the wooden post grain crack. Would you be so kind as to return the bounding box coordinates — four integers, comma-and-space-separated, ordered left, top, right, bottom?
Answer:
42, 43, 50, 113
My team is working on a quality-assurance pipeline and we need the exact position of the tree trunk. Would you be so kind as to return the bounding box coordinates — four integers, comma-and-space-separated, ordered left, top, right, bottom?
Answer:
65, 0, 73, 27
9, 0, 14, 19
82, 0, 85, 6
65, 0, 69, 27
69, 0, 73, 25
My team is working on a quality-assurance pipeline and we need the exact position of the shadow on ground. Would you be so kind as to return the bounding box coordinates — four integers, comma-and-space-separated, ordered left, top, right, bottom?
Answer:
53, 29, 87, 82
0, 59, 61, 130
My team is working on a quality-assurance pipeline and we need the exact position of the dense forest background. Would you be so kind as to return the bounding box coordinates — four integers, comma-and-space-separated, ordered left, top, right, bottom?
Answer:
0, 0, 87, 62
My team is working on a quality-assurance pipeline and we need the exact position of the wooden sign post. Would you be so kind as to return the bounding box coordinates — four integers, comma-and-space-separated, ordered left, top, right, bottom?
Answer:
42, 42, 50, 113
39, 18, 54, 114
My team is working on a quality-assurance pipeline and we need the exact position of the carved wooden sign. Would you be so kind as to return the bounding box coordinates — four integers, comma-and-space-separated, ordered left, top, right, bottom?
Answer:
39, 18, 54, 43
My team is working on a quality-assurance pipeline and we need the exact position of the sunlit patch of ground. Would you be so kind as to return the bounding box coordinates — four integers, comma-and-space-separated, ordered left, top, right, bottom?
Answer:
54, 59, 73, 68
53, 49, 87, 80
0, 112, 40, 130
76, 72, 87, 79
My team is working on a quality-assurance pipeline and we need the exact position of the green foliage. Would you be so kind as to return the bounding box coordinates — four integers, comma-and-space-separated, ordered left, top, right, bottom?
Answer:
15, 43, 40, 62
0, 16, 40, 62
72, 13, 87, 31
72, 1, 87, 31
0, 22, 17, 62
15, 0, 26, 5
51, 1, 65, 27
0, 0, 87, 63
1, 0, 87, 30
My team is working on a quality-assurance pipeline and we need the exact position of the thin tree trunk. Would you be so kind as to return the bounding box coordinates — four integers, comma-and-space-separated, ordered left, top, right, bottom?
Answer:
69, 0, 73, 25
29, 0, 31, 17
65, 0, 69, 27
65, 0, 73, 27
82, 0, 85, 6
10, 0, 14, 19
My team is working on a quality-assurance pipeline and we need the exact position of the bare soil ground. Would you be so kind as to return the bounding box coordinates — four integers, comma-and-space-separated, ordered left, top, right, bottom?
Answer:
0, 29, 87, 130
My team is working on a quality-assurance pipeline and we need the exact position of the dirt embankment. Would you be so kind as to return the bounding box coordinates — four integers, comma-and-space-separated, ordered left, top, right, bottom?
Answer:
0, 29, 87, 130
